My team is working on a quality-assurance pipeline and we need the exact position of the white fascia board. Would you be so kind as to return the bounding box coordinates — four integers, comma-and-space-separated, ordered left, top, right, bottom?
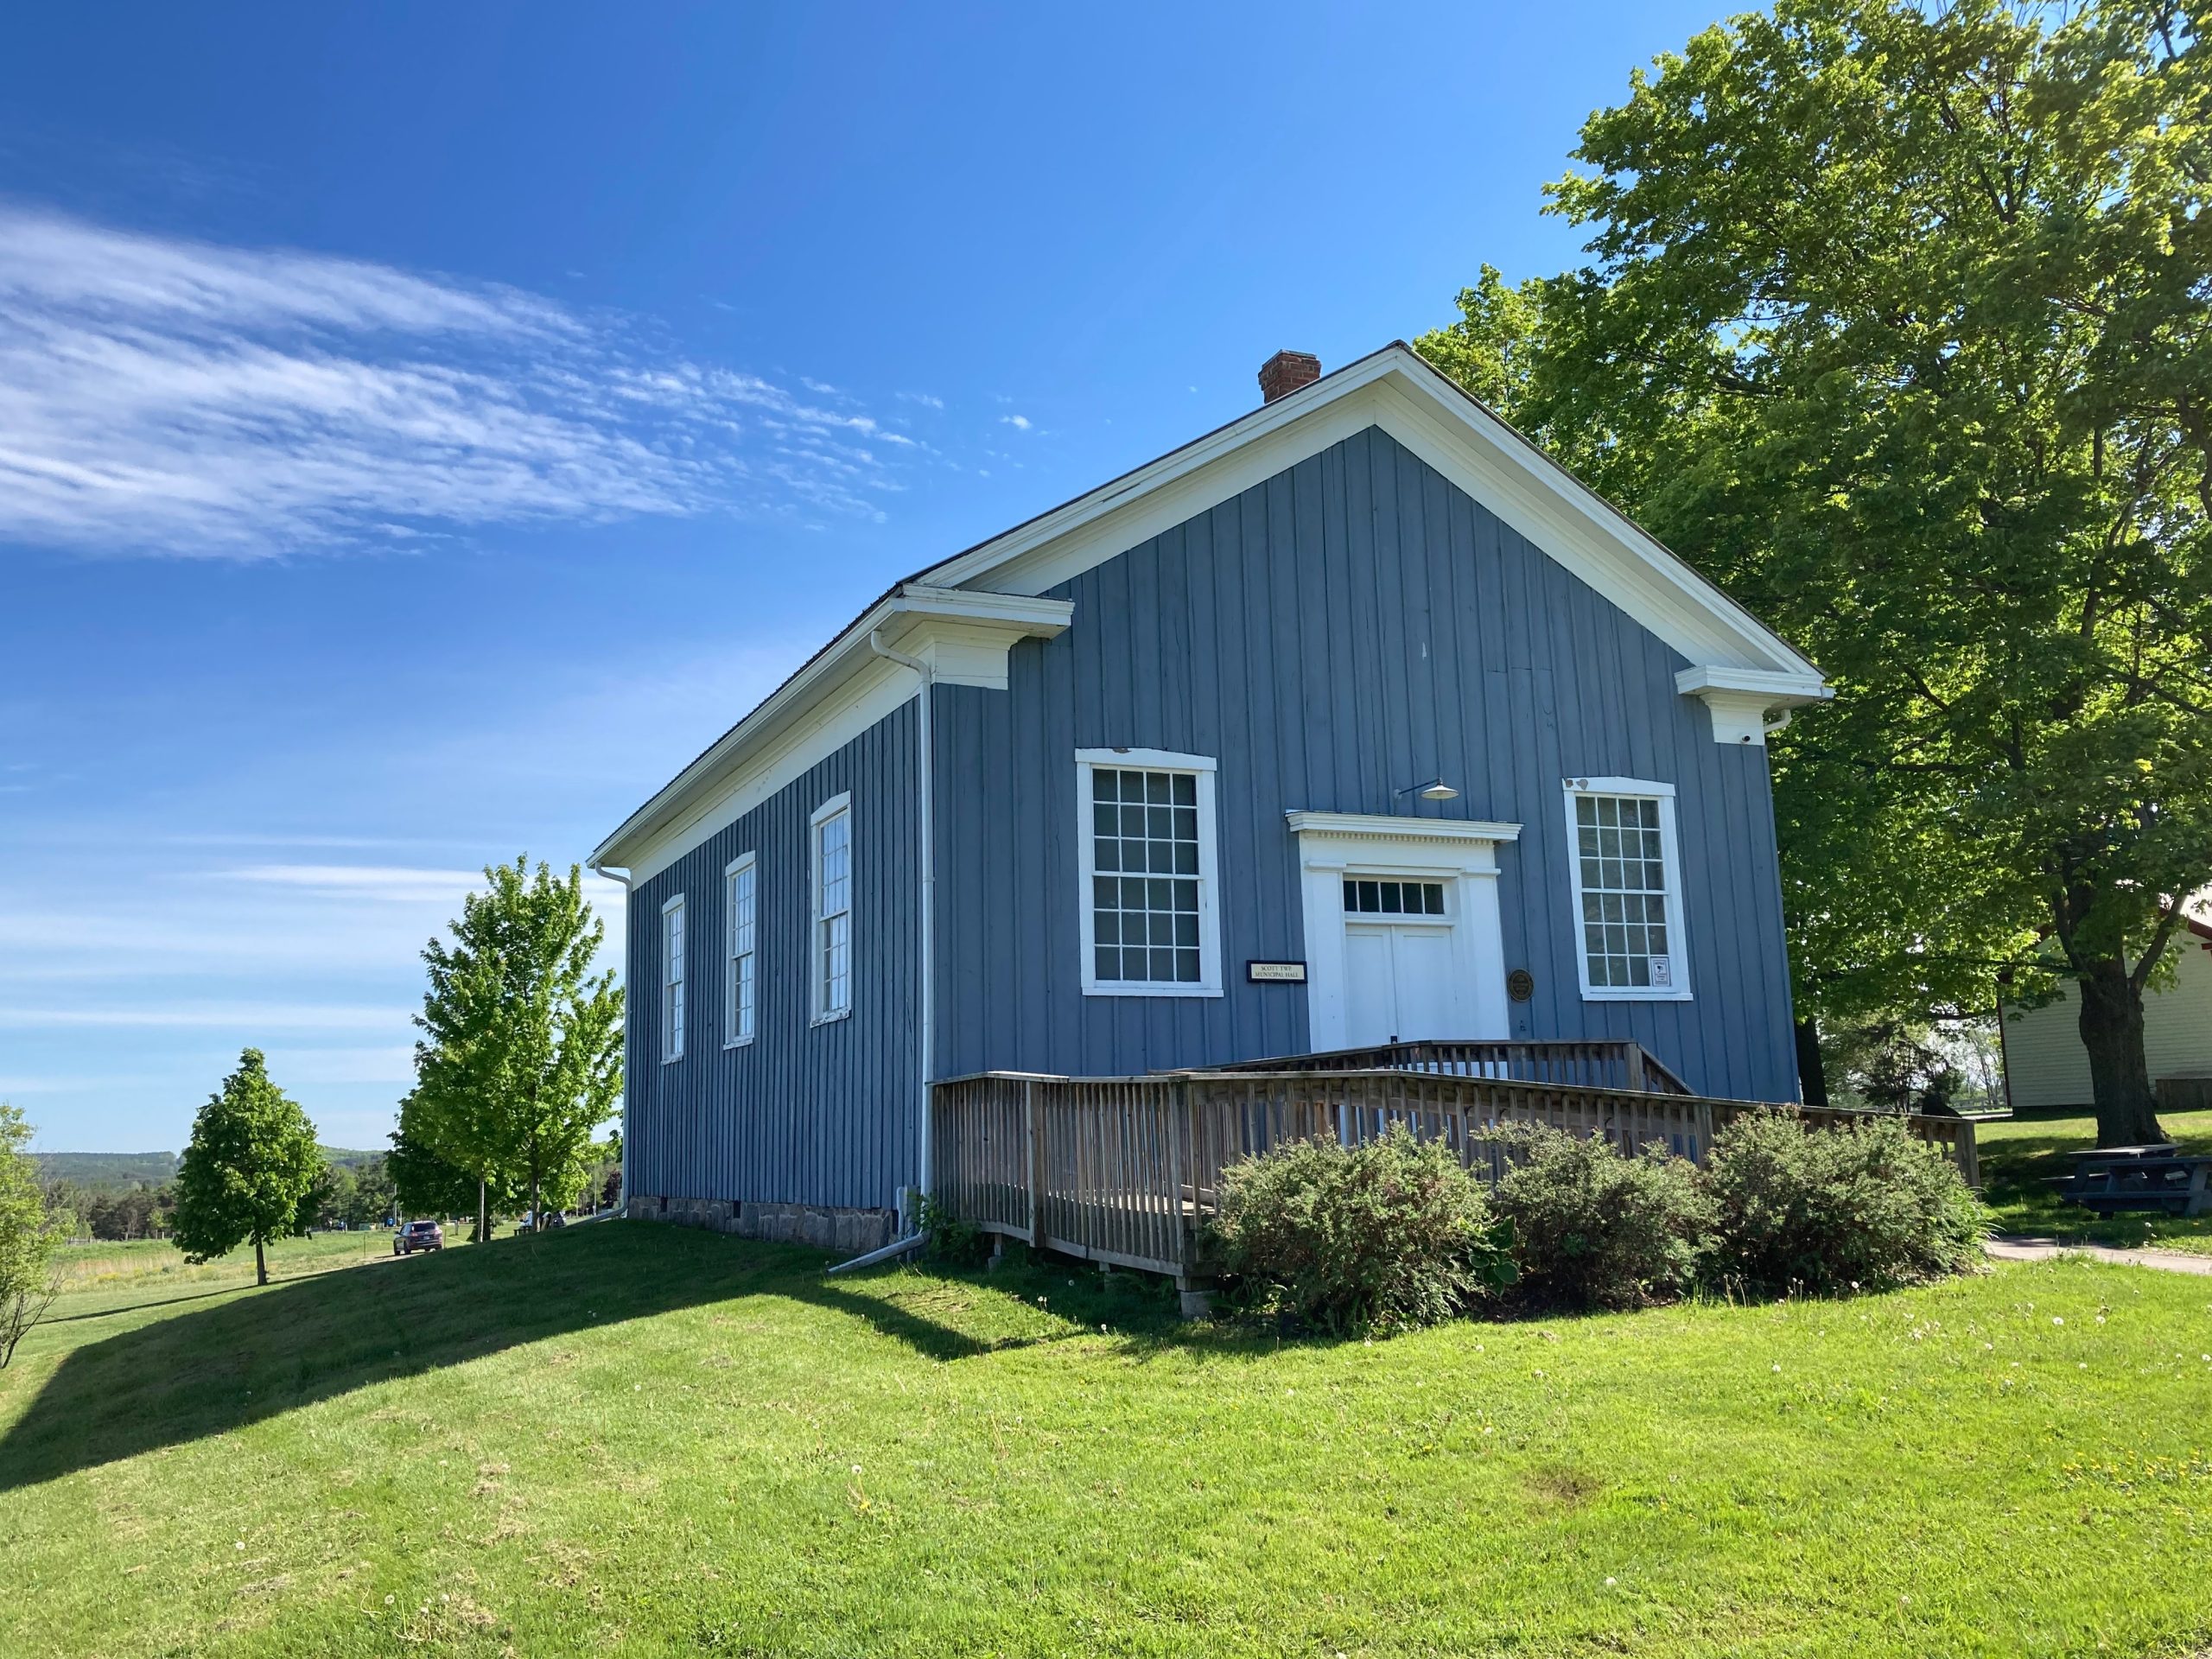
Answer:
925, 357, 1401, 598
1363, 377, 1817, 677
1672, 665, 1832, 702
1286, 810, 1523, 845
934, 343, 1824, 683
594, 588, 1070, 880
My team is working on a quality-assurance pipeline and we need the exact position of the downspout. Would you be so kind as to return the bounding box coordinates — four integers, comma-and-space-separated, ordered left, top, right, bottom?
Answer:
866, 628, 935, 1233
589, 861, 632, 1217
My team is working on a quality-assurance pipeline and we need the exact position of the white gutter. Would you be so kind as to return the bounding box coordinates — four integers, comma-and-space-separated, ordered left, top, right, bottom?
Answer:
588, 861, 632, 1217
866, 628, 936, 1222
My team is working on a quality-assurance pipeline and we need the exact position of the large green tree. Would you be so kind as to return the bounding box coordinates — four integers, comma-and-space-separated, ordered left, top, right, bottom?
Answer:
413, 858, 624, 1236
1418, 0, 2211, 1145
171, 1050, 324, 1287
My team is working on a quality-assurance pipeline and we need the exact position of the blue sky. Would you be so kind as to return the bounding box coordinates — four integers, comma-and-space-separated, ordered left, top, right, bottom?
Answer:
0, 2, 1734, 1153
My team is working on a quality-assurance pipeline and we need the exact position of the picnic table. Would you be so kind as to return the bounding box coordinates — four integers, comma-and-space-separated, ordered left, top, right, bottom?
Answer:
2056, 1144, 2212, 1217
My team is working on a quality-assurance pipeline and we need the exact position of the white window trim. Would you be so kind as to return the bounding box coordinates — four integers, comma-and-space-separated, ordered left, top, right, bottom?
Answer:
810, 792, 855, 1027
1076, 747, 1224, 998
723, 851, 757, 1049
1561, 777, 1693, 1002
660, 892, 687, 1062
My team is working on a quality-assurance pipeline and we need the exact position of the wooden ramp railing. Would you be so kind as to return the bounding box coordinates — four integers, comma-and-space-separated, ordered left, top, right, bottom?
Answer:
1209, 1039, 1693, 1095
931, 1066, 1980, 1280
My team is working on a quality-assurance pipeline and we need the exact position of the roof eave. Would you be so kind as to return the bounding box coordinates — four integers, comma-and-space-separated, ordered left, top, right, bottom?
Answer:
589, 585, 1070, 869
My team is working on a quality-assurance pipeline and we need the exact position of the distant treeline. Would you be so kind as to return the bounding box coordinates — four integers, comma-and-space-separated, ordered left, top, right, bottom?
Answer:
45, 1149, 402, 1242
33, 1151, 179, 1192
38, 1146, 382, 1198
44, 1180, 175, 1242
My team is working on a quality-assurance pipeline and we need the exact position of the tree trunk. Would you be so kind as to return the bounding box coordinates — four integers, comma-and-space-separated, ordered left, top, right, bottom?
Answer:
477, 1177, 488, 1245
254, 1235, 267, 1287
2076, 957, 2167, 1147
1794, 1017, 1829, 1107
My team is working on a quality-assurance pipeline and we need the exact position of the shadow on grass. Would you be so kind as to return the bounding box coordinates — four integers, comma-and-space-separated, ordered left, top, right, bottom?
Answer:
0, 1223, 1179, 1492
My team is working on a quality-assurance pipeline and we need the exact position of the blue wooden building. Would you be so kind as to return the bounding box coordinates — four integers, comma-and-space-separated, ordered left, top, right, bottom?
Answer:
592, 344, 1829, 1249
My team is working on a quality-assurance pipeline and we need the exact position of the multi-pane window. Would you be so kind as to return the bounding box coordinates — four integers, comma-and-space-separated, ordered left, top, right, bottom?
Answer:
1090, 766, 1201, 984
660, 894, 686, 1061
1571, 791, 1680, 992
812, 798, 853, 1020
1343, 879, 1446, 917
724, 855, 756, 1046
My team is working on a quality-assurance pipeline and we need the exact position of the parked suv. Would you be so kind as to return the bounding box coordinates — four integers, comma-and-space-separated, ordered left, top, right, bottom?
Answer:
393, 1219, 444, 1255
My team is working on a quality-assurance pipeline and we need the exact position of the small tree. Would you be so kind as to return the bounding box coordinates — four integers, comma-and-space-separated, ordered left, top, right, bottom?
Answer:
0, 1103, 61, 1369
171, 1050, 323, 1287
413, 858, 623, 1236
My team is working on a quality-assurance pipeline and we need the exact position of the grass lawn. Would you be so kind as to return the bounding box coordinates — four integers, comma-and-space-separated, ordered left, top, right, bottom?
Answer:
1978, 1103, 2212, 1255
2, 1226, 2209, 1656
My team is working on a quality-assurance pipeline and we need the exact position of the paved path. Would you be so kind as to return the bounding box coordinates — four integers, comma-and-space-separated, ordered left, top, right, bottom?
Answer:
1987, 1235, 2212, 1276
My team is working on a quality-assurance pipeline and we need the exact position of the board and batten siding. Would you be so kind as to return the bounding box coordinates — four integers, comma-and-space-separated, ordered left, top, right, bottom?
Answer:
932, 423, 1801, 1103
2001, 937, 2212, 1110
625, 701, 920, 1213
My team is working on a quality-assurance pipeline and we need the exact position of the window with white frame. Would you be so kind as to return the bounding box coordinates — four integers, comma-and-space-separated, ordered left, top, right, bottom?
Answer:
810, 795, 853, 1021
1562, 779, 1690, 999
660, 893, 687, 1060
724, 853, 756, 1046
1077, 749, 1222, 995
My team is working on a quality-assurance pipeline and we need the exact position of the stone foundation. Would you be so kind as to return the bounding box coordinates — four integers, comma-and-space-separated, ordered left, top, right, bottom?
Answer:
626, 1193, 896, 1255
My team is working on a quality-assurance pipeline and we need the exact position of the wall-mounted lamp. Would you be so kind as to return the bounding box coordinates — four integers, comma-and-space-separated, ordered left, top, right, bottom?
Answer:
1395, 778, 1460, 803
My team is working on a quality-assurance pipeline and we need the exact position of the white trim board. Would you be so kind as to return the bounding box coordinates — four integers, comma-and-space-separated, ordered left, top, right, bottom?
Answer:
595, 589, 1070, 878
932, 346, 1822, 682
595, 341, 1829, 876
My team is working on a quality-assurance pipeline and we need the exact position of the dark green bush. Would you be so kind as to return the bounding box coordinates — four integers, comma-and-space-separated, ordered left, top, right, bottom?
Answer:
1492, 1128, 1710, 1311
1701, 1110, 1985, 1295
917, 1196, 989, 1267
1208, 1125, 1512, 1334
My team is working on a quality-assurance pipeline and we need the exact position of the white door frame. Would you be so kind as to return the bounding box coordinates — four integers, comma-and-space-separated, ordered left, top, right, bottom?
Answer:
1285, 810, 1522, 1050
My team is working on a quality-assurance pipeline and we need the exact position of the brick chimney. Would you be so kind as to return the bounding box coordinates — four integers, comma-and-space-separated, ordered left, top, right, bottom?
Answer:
1257, 350, 1321, 404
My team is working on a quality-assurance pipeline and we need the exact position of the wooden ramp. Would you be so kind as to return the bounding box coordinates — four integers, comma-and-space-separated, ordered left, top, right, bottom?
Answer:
931, 1041, 1979, 1280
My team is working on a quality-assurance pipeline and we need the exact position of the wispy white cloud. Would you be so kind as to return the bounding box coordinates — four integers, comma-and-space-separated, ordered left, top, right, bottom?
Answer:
219, 863, 486, 903
897, 391, 944, 409
0, 204, 906, 556
1000, 414, 1033, 430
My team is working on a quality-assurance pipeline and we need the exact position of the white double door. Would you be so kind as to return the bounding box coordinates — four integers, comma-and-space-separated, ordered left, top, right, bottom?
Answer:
1344, 915, 1459, 1046
1288, 813, 1517, 1052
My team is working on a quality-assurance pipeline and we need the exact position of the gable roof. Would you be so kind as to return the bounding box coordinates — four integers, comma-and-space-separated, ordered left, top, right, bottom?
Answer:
593, 341, 1827, 875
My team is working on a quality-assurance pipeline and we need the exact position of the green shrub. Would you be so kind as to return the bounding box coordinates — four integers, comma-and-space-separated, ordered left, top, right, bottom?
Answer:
1701, 1110, 1985, 1296
917, 1196, 989, 1267
1492, 1128, 1710, 1311
1208, 1125, 1512, 1335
